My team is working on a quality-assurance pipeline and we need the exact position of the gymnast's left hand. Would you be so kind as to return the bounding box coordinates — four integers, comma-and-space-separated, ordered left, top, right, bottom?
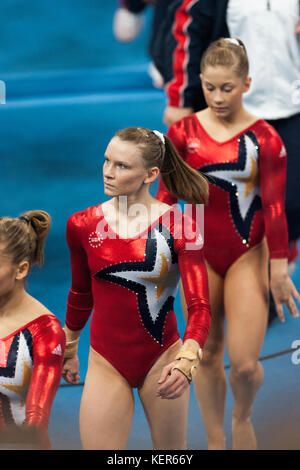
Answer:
156, 361, 189, 400
270, 271, 300, 322
62, 356, 80, 384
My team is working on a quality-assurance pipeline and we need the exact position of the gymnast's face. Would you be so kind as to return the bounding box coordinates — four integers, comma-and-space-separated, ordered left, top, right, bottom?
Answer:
200, 65, 251, 119
103, 137, 157, 198
0, 246, 18, 297
0, 242, 30, 298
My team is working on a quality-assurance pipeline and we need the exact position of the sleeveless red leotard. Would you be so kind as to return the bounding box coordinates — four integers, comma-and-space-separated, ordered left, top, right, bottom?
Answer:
0, 314, 65, 449
156, 115, 289, 276
65, 204, 211, 388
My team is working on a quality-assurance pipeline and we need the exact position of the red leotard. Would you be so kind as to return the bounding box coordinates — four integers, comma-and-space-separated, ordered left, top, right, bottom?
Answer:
65, 204, 211, 388
0, 314, 65, 449
156, 115, 289, 276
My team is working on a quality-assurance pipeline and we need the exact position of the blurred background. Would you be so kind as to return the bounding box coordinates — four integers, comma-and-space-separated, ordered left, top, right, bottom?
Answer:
0, 0, 299, 450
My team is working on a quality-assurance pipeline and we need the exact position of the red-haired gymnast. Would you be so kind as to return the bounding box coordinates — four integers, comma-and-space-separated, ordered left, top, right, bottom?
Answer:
62, 126, 211, 449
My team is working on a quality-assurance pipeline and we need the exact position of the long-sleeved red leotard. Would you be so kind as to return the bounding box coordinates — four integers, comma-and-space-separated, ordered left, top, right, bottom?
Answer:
65, 204, 211, 388
157, 115, 289, 276
0, 314, 65, 449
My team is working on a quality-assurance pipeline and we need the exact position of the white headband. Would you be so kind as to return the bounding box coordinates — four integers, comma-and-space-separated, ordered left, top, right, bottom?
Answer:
224, 37, 241, 47
153, 130, 165, 145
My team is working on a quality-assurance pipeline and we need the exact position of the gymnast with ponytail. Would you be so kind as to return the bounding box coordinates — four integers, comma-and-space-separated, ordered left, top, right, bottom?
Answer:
0, 211, 65, 450
62, 126, 211, 449
156, 37, 300, 450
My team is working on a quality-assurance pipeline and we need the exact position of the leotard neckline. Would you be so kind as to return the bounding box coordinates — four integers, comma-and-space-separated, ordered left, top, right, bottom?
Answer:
0, 314, 56, 341
98, 203, 175, 241
194, 114, 263, 145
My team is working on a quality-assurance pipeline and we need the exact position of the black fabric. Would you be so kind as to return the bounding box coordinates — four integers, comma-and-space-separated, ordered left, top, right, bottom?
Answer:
268, 112, 300, 241
121, 0, 147, 14
149, 0, 229, 109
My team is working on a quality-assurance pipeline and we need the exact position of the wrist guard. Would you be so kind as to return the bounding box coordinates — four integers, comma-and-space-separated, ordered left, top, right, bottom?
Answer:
172, 340, 203, 384
63, 336, 79, 359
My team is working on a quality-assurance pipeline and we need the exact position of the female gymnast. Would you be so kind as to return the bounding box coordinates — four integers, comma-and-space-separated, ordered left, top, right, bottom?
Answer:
0, 211, 65, 450
156, 38, 300, 450
62, 126, 211, 450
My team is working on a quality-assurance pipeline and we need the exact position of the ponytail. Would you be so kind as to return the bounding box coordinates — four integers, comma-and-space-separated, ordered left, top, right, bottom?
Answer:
0, 210, 51, 269
24, 210, 52, 266
160, 135, 209, 204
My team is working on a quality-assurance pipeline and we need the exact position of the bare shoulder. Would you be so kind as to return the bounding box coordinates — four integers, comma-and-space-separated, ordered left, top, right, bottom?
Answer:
154, 201, 175, 216
23, 294, 55, 321
0, 294, 59, 339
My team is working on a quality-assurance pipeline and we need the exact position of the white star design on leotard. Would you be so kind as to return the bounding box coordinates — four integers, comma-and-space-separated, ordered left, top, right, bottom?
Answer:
205, 134, 260, 220
109, 228, 180, 323
0, 332, 32, 426
94, 226, 181, 344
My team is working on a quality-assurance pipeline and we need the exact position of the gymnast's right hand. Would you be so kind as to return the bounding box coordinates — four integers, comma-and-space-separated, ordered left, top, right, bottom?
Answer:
62, 356, 80, 384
